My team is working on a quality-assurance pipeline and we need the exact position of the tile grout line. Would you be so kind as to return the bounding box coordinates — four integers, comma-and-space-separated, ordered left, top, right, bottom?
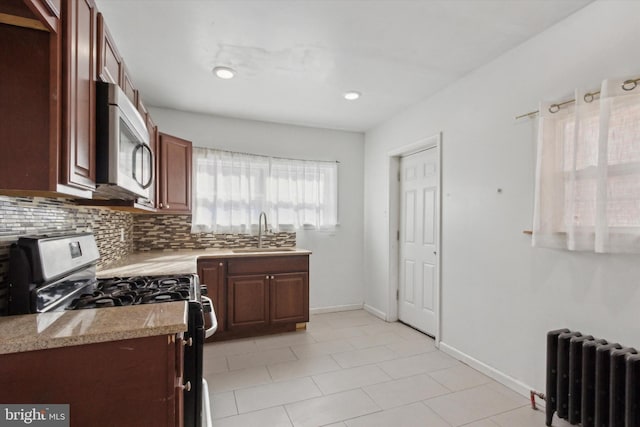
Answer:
282, 404, 295, 427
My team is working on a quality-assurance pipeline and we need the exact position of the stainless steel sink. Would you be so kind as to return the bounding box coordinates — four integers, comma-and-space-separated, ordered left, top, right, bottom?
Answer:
231, 247, 296, 253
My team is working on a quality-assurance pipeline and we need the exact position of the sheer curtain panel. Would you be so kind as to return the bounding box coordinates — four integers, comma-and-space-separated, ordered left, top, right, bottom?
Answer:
268, 158, 338, 231
191, 148, 338, 233
191, 148, 269, 233
533, 76, 640, 253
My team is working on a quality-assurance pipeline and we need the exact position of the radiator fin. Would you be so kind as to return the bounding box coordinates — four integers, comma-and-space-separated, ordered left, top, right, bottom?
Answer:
581, 339, 607, 427
627, 355, 640, 427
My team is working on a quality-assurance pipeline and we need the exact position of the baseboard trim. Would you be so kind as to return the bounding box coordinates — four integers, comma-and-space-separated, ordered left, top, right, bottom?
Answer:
438, 341, 535, 400
363, 304, 387, 320
309, 304, 363, 315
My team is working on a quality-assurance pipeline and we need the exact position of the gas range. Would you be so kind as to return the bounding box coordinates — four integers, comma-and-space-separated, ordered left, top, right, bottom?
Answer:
6, 233, 205, 314
5, 232, 215, 427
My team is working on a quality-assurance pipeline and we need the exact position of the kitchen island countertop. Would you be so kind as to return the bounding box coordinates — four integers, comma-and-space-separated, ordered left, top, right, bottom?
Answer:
0, 301, 188, 355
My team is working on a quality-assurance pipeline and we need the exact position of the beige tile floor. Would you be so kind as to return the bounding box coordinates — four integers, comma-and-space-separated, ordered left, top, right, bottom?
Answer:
204, 310, 570, 427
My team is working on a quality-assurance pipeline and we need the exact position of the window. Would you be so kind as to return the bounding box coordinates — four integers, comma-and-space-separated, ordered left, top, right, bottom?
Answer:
191, 148, 338, 233
532, 77, 640, 253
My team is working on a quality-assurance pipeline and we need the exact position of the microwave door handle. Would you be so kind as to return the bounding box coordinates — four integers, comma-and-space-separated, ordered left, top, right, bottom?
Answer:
140, 143, 154, 189
131, 143, 144, 187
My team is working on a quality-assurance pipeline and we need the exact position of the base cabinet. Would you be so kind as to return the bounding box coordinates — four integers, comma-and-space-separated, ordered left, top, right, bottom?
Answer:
0, 334, 184, 427
197, 255, 309, 341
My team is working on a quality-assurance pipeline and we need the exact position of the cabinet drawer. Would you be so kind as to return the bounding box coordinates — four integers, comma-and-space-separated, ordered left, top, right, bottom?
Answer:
227, 255, 308, 275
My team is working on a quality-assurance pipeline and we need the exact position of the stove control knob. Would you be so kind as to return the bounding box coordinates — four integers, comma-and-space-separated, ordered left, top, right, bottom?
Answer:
200, 285, 208, 296
181, 381, 191, 392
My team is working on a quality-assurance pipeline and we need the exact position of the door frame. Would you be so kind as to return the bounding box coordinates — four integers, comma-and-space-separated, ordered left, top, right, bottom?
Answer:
387, 133, 442, 346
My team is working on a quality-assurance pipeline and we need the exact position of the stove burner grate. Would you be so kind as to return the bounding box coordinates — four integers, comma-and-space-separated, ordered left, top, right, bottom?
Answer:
66, 275, 196, 310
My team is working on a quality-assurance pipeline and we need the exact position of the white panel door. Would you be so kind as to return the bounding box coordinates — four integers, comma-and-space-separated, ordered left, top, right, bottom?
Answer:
398, 147, 438, 335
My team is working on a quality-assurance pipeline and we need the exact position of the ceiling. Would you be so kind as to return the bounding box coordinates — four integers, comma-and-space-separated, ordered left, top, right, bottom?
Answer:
95, 0, 592, 132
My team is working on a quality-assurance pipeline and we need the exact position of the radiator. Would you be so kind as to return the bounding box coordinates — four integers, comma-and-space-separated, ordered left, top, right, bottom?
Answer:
546, 329, 639, 427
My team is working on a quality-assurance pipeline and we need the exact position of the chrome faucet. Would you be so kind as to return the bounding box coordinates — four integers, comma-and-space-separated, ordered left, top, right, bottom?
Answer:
258, 211, 268, 248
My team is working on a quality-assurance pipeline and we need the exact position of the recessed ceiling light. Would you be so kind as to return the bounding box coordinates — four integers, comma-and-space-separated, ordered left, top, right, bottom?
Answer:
343, 91, 361, 101
213, 66, 235, 79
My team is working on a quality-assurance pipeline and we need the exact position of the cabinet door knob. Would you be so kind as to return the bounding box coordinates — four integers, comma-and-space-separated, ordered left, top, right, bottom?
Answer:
159, 202, 164, 208
181, 381, 191, 392
265, 275, 269, 279
271, 275, 275, 279
166, 204, 170, 209
219, 262, 223, 267
183, 337, 193, 347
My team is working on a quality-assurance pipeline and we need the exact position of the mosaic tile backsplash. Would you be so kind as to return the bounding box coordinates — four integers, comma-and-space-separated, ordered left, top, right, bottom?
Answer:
0, 196, 134, 312
133, 214, 296, 251
0, 196, 296, 313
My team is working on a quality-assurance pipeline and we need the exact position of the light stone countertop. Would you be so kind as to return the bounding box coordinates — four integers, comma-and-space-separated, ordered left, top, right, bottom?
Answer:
0, 248, 310, 355
97, 247, 312, 277
0, 301, 188, 355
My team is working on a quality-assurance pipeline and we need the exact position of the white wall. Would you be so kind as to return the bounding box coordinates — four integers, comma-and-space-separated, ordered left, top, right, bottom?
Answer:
149, 108, 365, 311
364, 0, 640, 395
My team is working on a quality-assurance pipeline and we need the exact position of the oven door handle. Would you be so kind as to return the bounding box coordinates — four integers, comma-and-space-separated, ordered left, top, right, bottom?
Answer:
201, 296, 217, 338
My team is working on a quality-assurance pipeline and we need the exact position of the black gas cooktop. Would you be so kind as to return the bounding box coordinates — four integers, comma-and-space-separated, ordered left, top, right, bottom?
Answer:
67, 275, 198, 310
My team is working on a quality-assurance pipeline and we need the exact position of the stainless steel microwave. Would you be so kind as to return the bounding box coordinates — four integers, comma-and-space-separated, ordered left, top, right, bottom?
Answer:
95, 81, 153, 201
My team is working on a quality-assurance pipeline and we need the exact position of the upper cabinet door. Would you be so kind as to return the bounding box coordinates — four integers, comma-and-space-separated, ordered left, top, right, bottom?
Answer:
158, 133, 192, 213
121, 62, 137, 105
0, 0, 61, 193
61, 0, 97, 191
96, 12, 122, 85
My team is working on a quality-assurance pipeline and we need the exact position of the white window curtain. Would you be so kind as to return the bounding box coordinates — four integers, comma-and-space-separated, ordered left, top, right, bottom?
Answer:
532, 76, 640, 253
191, 148, 338, 233
268, 158, 338, 230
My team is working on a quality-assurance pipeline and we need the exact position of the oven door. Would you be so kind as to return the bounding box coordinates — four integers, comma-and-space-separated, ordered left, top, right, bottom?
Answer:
184, 301, 205, 427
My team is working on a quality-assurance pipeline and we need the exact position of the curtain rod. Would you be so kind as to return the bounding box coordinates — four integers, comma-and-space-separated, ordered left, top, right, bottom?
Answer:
515, 77, 639, 120
194, 146, 340, 164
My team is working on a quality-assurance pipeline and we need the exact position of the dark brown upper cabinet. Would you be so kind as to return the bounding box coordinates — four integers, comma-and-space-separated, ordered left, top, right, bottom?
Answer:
0, 0, 96, 198
121, 61, 137, 106
60, 0, 97, 192
158, 133, 192, 213
96, 12, 122, 85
